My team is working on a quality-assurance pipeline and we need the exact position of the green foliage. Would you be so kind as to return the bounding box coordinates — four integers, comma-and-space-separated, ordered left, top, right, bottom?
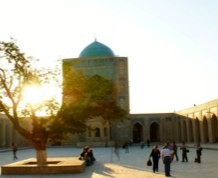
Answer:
60, 69, 128, 133
0, 40, 62, 149
84, 75, 127, 121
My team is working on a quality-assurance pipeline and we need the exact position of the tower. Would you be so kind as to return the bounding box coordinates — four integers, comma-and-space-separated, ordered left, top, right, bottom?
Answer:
62, 40, 130, 144
62, 40, 130, 112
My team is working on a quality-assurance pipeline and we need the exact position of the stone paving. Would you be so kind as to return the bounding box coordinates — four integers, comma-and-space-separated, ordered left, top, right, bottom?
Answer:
0, 143, 218, 178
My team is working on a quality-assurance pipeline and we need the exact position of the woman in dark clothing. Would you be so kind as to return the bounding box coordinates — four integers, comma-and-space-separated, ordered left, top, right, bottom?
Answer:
79, 146, 92, 166
180, 141, 188, 162
87, 148, 96, 165
80, 146, 89, 159
196, 143, 202, 163
150, 145, 160, 173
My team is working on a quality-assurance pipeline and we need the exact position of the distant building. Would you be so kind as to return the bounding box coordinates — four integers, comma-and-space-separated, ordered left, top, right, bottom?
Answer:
62, 40, 218, 146
0, 114, 27, 147
177, 99, 218, 143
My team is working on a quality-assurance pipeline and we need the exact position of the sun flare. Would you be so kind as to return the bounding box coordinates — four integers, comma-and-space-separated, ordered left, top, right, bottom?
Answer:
22, 85, 56, 105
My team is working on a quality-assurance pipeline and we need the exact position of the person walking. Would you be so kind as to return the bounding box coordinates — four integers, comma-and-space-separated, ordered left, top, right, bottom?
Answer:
114, 142, 120, 161
195, 143, 203, 163
147, 139, 150, 147
161, 143, 172, 177
150, 145, 160, 173
180, 141, 189, 162
12, 142, 18, 160
172, 141, 179, 161
123, 141, 129, 153
140, 141, 145, 149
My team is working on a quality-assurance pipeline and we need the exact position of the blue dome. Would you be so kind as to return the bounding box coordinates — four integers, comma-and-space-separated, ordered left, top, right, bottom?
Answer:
79, 41, 115, 58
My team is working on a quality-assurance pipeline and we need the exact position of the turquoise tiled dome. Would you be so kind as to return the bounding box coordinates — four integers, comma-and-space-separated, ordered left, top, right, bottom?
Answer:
79, 40, 115, 58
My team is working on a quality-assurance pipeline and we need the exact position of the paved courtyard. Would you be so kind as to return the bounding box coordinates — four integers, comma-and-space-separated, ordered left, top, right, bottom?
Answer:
0, 143, 218, 178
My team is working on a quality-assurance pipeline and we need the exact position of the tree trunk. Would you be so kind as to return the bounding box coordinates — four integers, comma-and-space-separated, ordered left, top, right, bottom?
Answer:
36, 149, 47, 166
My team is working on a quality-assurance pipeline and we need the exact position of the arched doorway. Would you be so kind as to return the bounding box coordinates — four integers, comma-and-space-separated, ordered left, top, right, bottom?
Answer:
183, 120, 187, 141
178, 120, 182, 142
211, 114, 218, 142
150, 122, 160, 142
188, 119, 194, 142
132, 123, 142, 143
202, 116, 209, 143
195, 117, 200, 143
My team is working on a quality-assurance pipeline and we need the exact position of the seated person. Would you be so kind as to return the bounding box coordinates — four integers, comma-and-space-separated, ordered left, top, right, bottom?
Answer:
79, 146, 89, 160
79, 146, 93, 166
87, 148, 96, 164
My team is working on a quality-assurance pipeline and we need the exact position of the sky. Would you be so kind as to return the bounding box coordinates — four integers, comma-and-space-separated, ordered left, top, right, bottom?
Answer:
0, 0, 218, 114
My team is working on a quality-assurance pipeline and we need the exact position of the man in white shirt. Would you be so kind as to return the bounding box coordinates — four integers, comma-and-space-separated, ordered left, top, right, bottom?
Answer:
161, 142, 172, 177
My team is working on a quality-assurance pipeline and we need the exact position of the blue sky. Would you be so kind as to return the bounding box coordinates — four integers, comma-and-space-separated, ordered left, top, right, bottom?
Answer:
0, 0, 218, 113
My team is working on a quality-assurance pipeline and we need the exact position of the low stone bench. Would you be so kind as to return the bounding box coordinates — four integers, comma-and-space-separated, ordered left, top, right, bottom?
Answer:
1, 157, 85, 174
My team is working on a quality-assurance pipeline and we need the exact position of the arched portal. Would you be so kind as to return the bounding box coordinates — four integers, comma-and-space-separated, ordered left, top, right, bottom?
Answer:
211, 114, 218, 142
95, 128, 100, 137
183, 120, 187, 141
150, 122, 160, 142
132, 123, 143, 143
202, 117, 209, 143
188, 119, 194, 141
178, 120, 182, 142
195, 117, 200, 143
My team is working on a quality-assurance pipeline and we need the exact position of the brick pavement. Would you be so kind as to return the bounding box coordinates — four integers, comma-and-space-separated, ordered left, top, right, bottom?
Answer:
0, 143, 218, 178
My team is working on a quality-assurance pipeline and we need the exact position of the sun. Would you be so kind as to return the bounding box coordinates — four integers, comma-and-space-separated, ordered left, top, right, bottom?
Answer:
22, 85, 56, 105
23, 85, 46, 105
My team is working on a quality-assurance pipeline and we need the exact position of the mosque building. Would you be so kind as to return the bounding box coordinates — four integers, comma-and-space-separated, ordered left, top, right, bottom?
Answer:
0, 40, 217, 147
61, 40, 218, 146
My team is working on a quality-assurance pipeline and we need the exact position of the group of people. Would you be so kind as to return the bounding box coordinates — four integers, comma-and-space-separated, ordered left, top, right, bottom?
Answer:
148, 141, 203, 177
79, 146, 96, 166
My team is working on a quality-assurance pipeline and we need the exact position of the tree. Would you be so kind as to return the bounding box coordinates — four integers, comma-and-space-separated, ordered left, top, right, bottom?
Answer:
0, 40, 62, 165
0, 40, 127, 166
84, 75, 128, 142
